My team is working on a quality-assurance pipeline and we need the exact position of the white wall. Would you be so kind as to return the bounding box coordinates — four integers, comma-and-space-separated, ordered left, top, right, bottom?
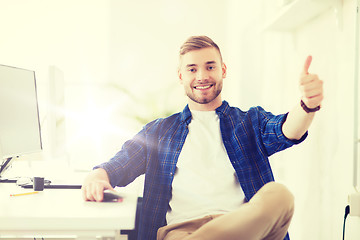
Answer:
0, 0, 111, 167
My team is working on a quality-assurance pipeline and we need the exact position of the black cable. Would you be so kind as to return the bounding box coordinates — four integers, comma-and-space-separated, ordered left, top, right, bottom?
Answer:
343, 205, 350, 240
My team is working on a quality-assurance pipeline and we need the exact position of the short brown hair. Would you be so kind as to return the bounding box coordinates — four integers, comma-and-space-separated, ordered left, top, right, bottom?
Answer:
179, 36, 223, 62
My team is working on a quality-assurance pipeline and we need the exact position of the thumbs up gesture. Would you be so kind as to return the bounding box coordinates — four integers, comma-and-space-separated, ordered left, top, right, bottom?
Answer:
299, 56, 324, 110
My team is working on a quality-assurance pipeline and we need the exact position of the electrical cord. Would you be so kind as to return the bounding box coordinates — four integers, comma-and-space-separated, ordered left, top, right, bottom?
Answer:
343, 205, 350, 240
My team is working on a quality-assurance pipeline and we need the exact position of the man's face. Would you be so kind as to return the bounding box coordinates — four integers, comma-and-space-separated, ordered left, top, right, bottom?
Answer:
178, 47, 227, 111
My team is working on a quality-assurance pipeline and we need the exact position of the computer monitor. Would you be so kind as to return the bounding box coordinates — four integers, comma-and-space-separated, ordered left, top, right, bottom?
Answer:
0, 64, 42, 177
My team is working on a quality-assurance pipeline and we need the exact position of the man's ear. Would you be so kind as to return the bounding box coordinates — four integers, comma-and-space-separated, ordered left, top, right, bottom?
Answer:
222, 63, 227, 78
178, 69, 183, 84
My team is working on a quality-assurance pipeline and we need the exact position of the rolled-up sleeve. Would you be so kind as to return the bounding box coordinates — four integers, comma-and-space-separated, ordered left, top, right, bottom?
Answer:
257, 107, 307, 156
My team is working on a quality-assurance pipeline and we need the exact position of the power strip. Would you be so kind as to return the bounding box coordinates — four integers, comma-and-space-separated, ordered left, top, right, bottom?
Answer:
349, 192, 360, 216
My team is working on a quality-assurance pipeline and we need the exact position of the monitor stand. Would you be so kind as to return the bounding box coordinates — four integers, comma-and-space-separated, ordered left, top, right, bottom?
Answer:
0, 157, 15, 182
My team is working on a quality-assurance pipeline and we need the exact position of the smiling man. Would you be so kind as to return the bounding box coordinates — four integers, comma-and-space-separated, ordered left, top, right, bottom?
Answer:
82, 36, 323, 240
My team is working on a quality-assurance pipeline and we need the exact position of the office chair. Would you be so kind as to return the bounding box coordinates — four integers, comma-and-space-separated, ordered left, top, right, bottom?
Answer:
121, 197, 143, 240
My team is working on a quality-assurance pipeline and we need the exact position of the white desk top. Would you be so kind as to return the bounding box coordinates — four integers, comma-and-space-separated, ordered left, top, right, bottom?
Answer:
0, 183, 137, 237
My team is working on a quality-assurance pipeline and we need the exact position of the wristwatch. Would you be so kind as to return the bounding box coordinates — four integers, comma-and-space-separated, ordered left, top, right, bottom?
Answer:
300, 100, 321, 113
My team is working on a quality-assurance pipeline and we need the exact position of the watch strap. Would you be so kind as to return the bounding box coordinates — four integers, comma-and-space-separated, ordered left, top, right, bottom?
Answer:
300, 100, 320, 113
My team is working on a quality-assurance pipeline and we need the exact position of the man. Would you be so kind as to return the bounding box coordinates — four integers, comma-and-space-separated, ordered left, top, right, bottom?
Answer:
82, 36, 323, 240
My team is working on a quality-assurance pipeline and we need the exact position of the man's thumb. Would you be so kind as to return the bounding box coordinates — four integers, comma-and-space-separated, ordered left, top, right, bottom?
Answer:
303, 55, 312, 75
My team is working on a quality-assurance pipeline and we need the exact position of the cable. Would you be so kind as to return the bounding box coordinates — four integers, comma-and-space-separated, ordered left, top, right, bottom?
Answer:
343, 205, 350, 240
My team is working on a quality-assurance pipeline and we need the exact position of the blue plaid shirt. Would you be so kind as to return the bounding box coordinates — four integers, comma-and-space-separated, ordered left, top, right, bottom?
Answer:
96, 101, 307, 240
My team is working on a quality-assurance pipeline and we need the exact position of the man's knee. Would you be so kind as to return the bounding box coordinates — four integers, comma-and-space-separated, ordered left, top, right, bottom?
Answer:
250, 182, 294, 238
261, 182, 294, 204
251, 182, 295, 219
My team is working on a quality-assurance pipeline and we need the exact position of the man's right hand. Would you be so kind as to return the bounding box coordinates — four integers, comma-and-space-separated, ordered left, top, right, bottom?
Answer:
81, 168, 114, 202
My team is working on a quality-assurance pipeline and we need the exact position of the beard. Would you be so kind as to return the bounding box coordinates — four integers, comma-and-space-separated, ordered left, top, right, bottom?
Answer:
185, 82, 222, 105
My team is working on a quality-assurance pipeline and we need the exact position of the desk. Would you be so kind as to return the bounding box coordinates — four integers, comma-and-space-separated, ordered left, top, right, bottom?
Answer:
0, 184, 137, 240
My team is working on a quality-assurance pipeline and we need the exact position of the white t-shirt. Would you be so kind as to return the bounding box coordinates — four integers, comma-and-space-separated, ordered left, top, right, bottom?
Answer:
166, 110, 245, 225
